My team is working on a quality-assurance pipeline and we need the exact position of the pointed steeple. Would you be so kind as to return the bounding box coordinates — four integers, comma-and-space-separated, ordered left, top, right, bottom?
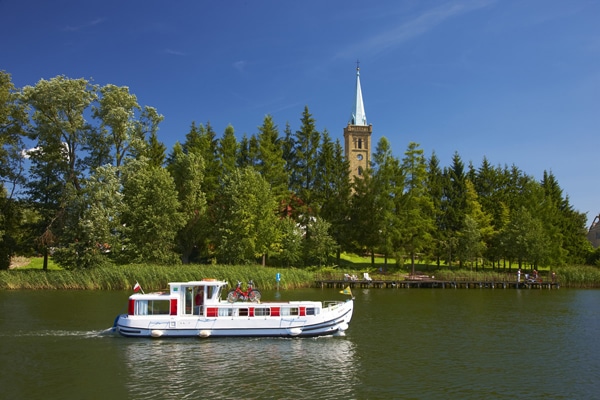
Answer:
344, 61, 372, 182
351, 62, 367, 126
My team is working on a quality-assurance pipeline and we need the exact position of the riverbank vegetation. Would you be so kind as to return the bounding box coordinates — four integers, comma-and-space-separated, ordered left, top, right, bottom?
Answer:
2, 261, 600, 290
0, 264, 313, 291
1, 71, 598, 276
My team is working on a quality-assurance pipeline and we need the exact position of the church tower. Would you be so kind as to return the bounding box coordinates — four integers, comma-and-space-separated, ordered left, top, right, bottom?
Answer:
344, 63, 372, 179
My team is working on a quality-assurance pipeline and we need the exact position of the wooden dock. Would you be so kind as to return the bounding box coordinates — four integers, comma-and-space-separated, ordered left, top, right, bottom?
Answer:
315, 279, 560, 290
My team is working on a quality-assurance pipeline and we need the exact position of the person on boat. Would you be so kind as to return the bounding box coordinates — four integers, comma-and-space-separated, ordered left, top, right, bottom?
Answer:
194, 289, 204, 315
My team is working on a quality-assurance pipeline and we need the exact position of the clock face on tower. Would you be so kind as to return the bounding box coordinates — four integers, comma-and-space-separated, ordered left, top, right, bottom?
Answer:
357, 154, 363, 161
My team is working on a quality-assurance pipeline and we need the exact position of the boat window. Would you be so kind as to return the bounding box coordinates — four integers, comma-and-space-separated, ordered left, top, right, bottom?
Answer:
135, 300, 170, 316
206, 285, 214, 300
306, 307, 316, 316
239, 308, 248, 317
218, 308, 234, 317
281, 307, 299, 316
254, 308, 270, 317
184, 287, 194, 315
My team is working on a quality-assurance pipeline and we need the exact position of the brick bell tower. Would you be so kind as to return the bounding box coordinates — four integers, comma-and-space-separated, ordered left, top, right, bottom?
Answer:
344, 62, 372, 180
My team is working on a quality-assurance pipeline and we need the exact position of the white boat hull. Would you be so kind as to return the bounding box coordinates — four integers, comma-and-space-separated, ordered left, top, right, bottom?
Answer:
115, 301, 352, 338
113, 279, 353, 338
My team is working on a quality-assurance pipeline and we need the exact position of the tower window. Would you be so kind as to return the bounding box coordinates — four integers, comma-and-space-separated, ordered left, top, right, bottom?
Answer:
357, 139, 362, 149
358, 166, 363, 176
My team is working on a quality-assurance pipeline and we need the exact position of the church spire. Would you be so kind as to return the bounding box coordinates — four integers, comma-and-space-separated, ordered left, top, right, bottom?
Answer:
351, 61, 367, 126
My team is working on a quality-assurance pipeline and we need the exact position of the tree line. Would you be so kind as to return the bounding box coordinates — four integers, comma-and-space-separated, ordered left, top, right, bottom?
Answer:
1, 71, 597, 271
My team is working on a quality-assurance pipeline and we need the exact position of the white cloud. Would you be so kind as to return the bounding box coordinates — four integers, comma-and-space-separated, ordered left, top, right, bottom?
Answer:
165, 48, 186, 56
63, 18, 106, 32
335, 0, 495, 59
233, 60, 247, 73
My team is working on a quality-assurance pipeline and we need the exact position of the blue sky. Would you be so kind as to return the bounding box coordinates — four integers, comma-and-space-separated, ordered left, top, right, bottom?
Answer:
1, 0, 599, 225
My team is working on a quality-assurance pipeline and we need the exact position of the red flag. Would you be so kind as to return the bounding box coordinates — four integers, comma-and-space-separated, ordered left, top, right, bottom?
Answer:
133, 282, 141, 292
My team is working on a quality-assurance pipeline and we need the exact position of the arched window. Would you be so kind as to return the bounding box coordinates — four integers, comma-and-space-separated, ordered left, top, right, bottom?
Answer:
357, 166, 363, 176
357, 138, 362, 149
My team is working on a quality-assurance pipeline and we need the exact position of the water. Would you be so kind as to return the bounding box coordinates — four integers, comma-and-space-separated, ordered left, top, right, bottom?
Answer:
1, 288, 599, 399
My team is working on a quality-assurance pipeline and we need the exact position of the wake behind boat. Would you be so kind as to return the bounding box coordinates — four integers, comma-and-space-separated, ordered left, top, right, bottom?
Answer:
113, 279, 353, 338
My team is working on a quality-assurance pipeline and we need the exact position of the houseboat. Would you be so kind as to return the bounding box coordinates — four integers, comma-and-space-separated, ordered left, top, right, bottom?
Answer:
113, 279, 353, 338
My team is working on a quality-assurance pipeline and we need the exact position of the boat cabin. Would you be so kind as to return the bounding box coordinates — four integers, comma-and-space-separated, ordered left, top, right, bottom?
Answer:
127, 279, 226, 317
126, 279, 323, 319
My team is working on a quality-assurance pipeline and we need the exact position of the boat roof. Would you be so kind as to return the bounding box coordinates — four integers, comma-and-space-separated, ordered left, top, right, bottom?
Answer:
168, 279, 228, 287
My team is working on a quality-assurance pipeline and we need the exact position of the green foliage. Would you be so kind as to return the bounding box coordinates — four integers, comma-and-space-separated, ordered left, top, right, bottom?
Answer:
120, 158, 185, 264
213, 167, 280, 264
289, 106, 320, 215
167, 146, 207, 263
397, 142, 434, 271
276, 217, 303, 267
91, 84, 142, 168
303, 217, 337, 266
217, 124, 238, 177
256, 115, 288, 201
0, 71, 596, 272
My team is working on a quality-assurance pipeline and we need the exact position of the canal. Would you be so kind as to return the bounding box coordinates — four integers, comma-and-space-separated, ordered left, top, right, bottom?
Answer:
1, 288, 598, 399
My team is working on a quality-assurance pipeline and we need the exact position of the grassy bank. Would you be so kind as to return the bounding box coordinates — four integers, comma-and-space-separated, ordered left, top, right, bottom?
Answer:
0, 264, 314, 291
2, 261, 600, 290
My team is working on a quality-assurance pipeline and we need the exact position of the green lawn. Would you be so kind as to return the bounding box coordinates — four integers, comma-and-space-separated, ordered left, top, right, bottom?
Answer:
12, 257, 62, 270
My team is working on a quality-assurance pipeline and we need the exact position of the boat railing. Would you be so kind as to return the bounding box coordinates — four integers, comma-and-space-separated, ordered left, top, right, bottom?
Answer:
323, 300, 344, 310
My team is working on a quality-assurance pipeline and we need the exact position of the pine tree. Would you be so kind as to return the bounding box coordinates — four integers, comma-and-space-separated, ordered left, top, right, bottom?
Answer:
217, 124, 238, 176
397, 142, 434, 274
290, 106, 320, 220
256, 115, 288, 201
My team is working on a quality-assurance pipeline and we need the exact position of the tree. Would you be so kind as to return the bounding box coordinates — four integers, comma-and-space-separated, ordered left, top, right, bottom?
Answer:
397, 142, 434, 274
281, 122, 295, 186
427, 152, 445, 266
91, 84, 141, 169
316, 132, 352, 263
440, 152, 467, 266
217, 124, 238, 176
349, 165, 380, 261
500, 207, 549, 269
255, 115, 288, 201
52, 164, 123, 268
290, 106, 320, 219
144, 130, 167, 167
120, 158, 185, 264
213, 167, 280, 265
541, 171, 590, 264
456, 180, 493, 269
303, 217, 337, 266
184, 122, 219, 203
23, 76, 97, 269
167, 144, 207, 263
473, 158, 507, 267
237, 133, 252, 168
277, 217, 303, 267
0, 71, 27, 269
370, 137, 402, 265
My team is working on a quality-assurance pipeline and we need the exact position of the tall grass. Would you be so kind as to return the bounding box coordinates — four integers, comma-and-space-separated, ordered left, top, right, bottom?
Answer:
553, 265, 600, 288
0, 264, 314, 291
434, 269, 514, 282
2, 262, 599, 290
